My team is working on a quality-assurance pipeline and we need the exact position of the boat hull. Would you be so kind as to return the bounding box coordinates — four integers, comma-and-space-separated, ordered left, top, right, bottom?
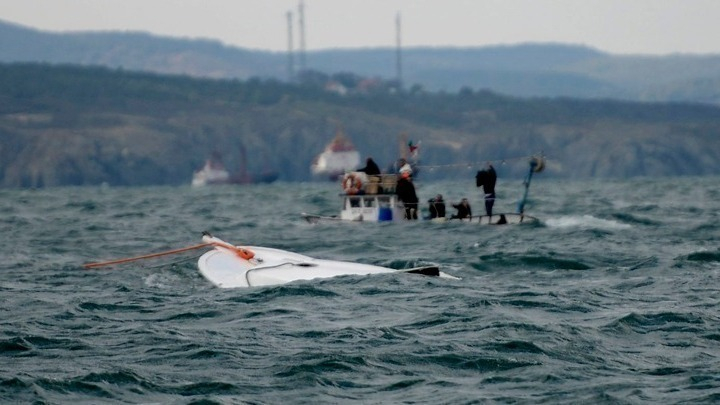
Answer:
198, 244, 457, 288
301, 213, 346, 224
303, 211, 539, 225
444, 213, 539, 225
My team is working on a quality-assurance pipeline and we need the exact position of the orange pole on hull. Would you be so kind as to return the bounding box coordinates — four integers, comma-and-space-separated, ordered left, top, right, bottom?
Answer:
201, 234, 255, 260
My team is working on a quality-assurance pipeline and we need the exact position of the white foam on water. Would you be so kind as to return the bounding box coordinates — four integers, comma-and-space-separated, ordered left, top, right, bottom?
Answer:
544, 215, 632, 230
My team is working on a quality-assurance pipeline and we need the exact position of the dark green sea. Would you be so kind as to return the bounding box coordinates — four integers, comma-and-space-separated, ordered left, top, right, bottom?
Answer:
2, 176, 720, 404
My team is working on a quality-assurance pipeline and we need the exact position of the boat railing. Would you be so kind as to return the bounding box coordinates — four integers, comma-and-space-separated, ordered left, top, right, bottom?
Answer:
340, 173, 398, 196
365, 174, 397, 195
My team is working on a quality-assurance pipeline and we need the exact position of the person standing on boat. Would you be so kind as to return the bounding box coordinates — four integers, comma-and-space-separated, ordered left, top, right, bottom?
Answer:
428, 194, 446, 219
397, 158, 413, 177
357, 157, 381, 175
475, 162, 497, 217
451, 198, 472, 219
396, 172, 419, 220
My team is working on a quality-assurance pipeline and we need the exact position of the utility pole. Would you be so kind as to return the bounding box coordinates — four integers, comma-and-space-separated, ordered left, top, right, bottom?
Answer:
395, 12, 403, 90
286, 11, 294, 82
298, 0, 307, 73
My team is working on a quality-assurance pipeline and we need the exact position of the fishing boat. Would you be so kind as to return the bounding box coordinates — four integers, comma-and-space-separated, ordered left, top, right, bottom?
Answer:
310, 128, 361, 180
302, 156, 545, 225
198, 233, 458, 288
302, 172, 407, 223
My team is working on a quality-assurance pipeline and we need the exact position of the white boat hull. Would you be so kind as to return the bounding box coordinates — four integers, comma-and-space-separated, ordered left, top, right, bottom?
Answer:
198, 240, 458, 288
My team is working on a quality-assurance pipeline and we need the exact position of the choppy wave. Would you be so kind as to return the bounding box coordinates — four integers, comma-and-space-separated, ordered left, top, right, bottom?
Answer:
2, 178, 720, 403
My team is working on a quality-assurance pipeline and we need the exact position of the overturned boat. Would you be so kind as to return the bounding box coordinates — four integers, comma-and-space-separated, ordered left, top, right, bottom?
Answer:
198, 233, 458, 288
84, 233, 457, 288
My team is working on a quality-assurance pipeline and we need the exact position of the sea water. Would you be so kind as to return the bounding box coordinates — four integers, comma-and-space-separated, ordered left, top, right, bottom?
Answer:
1, 176, 720, 404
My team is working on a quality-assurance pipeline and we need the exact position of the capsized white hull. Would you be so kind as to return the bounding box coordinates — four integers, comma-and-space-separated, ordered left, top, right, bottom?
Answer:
198, 237, 458, 288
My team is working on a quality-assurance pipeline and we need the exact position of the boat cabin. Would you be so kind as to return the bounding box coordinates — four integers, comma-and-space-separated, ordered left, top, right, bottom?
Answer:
340, 194, 405, 222
340, 174, 405, 221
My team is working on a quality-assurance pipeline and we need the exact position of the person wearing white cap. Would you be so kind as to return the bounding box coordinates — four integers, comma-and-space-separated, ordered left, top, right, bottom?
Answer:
396, 171, 418, 220
397, 158, 413, 177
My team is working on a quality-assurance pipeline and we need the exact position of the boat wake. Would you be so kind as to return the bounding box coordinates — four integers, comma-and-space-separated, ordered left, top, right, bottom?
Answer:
544, 215, 632, 230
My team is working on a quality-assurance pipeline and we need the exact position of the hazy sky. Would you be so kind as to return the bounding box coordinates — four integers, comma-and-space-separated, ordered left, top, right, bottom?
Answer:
2, 0, 720, 55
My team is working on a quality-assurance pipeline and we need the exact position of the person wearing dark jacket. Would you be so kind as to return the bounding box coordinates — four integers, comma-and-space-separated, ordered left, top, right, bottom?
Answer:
475, 162, 497, 217
451, 198, 472, 219
396, 172, 419, 220
428, 194, 446, 219
357, 157, 381, 176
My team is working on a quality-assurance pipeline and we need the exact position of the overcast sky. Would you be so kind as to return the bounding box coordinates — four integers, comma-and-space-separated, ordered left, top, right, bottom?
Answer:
2, 0, 720, 55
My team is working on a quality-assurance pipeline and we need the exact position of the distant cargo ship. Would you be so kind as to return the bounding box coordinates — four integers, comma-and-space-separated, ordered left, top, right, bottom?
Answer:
192, 148, 278, 186
311, 129, 361, 180
192, 157, 231, 186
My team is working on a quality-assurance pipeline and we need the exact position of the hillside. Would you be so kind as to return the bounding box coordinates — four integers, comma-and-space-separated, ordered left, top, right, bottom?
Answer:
2, 20, 720, 105
1, 63, 720, 188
